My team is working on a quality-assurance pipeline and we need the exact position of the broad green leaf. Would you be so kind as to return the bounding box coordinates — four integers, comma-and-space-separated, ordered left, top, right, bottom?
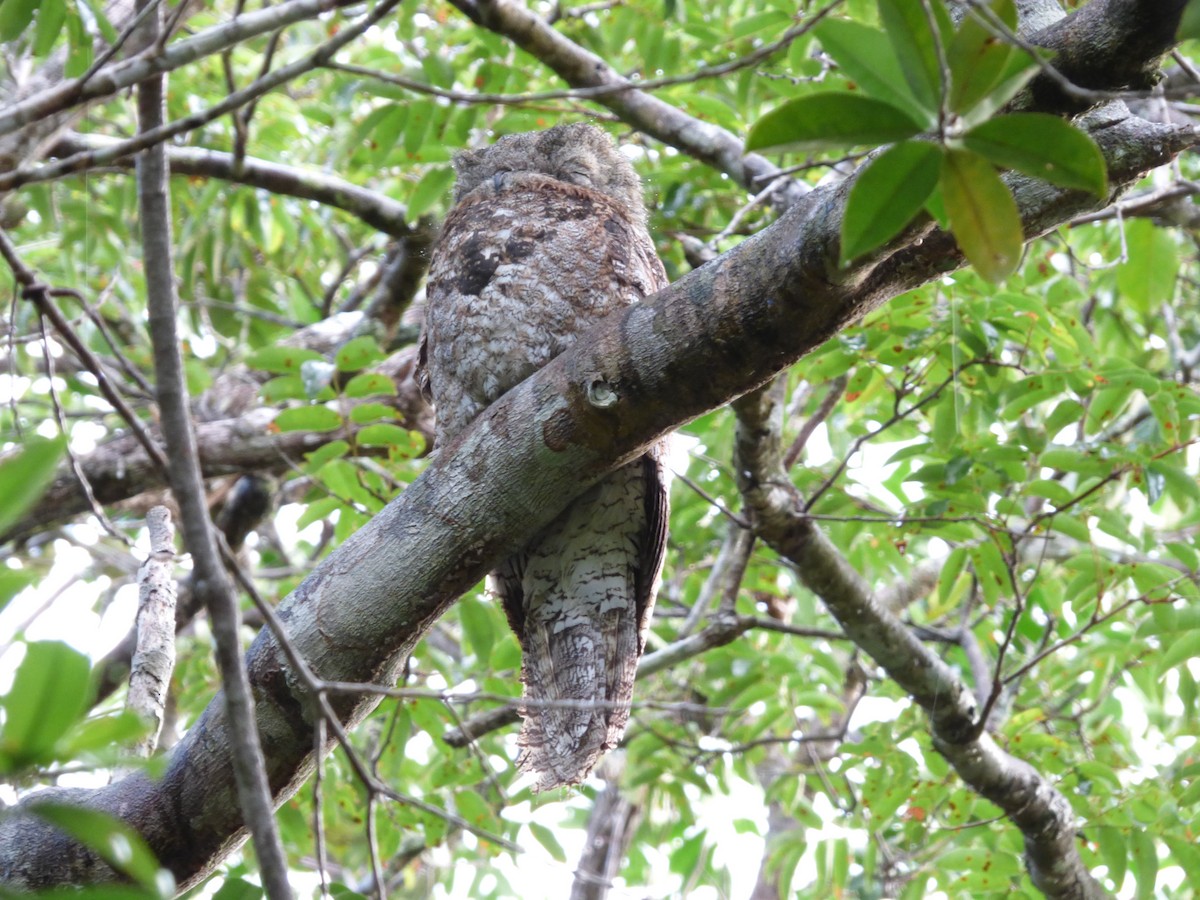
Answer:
1131, 563, 1189, 601
343, 373, 397, 398
458, 595, 495, 660
335, 336, 386, 372
356, 423, 417, 448
1128, 828, 1158, 900
1148, 461, 1200, 507
877, 0, 950, 114
529, 822, 567, 863
1040, 447, 1111, 477
0, 567, 37, 616
1084, 386, 1132, 435
245, 346, 324, 374
260, 375, 308, 403
841, 140, 942, 262
59, 710, 149, 758
407, 166, 455, 220
745, 93, 923, 153
962, 113, 1107, 196
453, 789, 498, 831
1142, 602, 1200, 635
1158, 630, 1200, 676
273, 405, 343, 433
941, 150, 1023, 282
0, 641, 91, 767
0, 0, 37, 41
1178, 0, 1200, 41
32, 0, 66, 55
63, 7, 92, 77
1116, 218, 1179, 314
30, 803, 170, 896
348, 402, 396, 424
969, 538, 1009, 606
962, 48, 1041, 123
814, 19, 923, 118
947, 0, 1018, 113
0, 436, 66, 539
935, 546, 969, 604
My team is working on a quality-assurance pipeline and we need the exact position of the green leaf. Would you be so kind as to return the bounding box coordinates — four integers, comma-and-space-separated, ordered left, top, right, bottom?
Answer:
1128, 828, 1158, 900
1084, 386, 1132, 435
273, 405, 344, 433
877, 0, 948, 114
947, 0, 1017, 114
453, 789, 498, 831
1116, 218, 1179, 314
0, 567, 37, 616
30, 802, 170, 896
962, 113, 1107, 196
334, 336, 386, 372
32, 0, 66, 55
935, 546, 969, 604
63, 7, 91, 77
1158, 630, 1200, 676
356, 423, 417, 449
407, 166, 455, 220
260, 375, 308, 403
0, 641, 92, 767
343, 373, 397, 398
347, 402, 396, 424
1178, 0, 1200, 41
0, 436, 67, 539
940, 149, 1022, 282
0, 0, 37, 40
458, 595, 495, 660
745, 93, 923, 153
841, 140, 941, 262
59, 710, 150, 758
961, 48, 1041, 123
245, 346, 324, 374
814, 19, 922, 117
969, 539, 1009, 606
529, 822, 567, 862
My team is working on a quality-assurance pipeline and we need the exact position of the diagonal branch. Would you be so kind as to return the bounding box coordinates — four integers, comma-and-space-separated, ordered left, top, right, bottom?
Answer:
50, 134, 413, 237
729, 383, 1104, 898
0, 0, 363, 139
446, 0, 809, 207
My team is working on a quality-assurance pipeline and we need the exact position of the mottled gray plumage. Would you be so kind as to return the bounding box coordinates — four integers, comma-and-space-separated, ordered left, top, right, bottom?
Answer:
416, 124, 669, 790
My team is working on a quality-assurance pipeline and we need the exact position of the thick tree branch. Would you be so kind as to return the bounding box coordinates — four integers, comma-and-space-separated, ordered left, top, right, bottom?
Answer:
0, 96, 1190, 900
1027, 0, 1188, 109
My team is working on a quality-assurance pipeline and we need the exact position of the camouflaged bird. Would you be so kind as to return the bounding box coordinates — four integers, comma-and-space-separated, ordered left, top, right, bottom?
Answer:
416, 123, 669, 790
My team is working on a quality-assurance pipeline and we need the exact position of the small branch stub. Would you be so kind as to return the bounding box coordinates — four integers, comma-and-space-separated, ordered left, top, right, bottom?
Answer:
128, 505, 178, 758
586, 377, 619, 408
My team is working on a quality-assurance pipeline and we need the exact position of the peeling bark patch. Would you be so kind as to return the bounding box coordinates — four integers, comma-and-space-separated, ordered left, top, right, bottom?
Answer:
542, 408, 575, 451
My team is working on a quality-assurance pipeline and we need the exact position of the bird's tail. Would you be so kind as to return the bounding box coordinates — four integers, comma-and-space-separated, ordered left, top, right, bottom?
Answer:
516, 609, 639, 791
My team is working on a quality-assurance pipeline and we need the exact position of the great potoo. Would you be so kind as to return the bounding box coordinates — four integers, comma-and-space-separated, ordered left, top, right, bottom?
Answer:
416, 123, 670, 790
